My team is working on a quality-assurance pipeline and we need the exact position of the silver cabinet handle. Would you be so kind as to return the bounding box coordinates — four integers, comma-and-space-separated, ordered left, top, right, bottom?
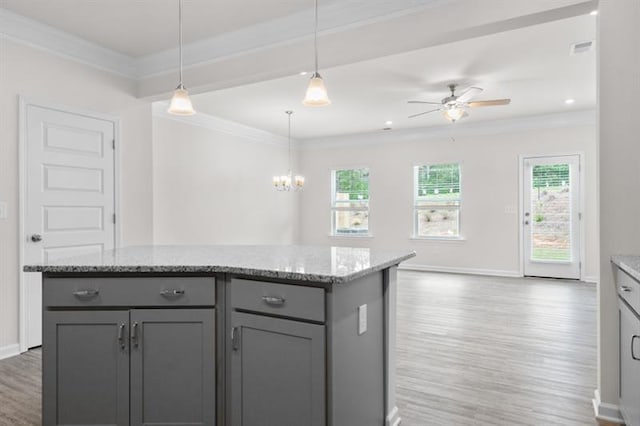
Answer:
231, 327, 240, 351
262, 295, 286, 306
621, 286, 633, 293
30, 234, 43, 243
117, 324, 126, 350
73, 289, 100, 299
131, 322, 139, 348
160, 289, 185, 298
633, 335, 640, 361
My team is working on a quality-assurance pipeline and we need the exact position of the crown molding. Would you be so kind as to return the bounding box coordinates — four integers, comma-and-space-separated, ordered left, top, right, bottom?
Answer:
298, 109, 596, 150
1, 0, 453, 80
152, 102, 289, 147
0, 8, 137, 78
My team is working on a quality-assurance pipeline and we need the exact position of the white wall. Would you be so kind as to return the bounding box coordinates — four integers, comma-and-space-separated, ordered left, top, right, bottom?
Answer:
597, 0, 640, 416
0, 39, 154, 352
297, 118, 597, 279
152, 112, 296, 245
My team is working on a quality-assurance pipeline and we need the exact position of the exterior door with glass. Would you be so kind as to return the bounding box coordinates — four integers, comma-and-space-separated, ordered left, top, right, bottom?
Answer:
522, 155, 581, 279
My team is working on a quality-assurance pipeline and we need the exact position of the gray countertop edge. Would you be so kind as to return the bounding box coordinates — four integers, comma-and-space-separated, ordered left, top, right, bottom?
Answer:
611, 255, 640, 282
23, 252, 416, 284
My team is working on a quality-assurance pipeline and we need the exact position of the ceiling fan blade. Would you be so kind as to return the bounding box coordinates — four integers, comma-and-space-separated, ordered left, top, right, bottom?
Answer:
407, 100, 442, 105
408, 108, 441, 119
468, 99, 511, 107
456, 87, 483, 102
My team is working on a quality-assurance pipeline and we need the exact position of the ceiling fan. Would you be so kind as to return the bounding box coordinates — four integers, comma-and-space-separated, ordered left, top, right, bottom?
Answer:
408, 84, 511, 122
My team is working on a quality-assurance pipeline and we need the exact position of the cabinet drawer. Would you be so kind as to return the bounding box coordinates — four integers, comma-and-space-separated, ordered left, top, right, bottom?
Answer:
230, 278, 325, 322
43, 277, 215, 307
617, 268, 640, 315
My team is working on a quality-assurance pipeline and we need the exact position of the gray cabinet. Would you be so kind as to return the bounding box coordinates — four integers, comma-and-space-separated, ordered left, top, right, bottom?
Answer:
619, 299, 640, 426
130, 309, 215, 426
229, 311, 325, 426
43, 310, 130, 426
43, 309, 215, 426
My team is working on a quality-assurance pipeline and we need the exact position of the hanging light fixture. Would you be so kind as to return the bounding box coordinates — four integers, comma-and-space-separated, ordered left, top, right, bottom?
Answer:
443, 105, 464, 122
302, 0, 331, 106
168, 0, 196, 115
273, 111, 305, 191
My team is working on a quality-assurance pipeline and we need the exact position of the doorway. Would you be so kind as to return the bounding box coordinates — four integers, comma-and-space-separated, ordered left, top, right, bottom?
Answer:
521, 154, 582, 279
19, 99, 118, 350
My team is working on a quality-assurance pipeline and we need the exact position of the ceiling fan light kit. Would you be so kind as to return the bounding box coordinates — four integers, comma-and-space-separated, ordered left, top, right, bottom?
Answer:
408, 83, 511, 123
303, 0, 331, 106
168, 0, 196, 116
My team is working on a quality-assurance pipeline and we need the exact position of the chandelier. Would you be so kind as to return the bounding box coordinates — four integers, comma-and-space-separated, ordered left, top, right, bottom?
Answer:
273, 111, 305, 191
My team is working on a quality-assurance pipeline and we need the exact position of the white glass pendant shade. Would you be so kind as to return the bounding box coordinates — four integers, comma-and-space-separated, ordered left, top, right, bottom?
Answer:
443, 106, 464, 122
168, 85, 196, 116
303, 73, 331, 107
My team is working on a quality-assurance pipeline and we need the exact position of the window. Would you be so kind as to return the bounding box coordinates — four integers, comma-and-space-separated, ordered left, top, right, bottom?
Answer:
414, 163, 461, 238
331, 168, 370, 235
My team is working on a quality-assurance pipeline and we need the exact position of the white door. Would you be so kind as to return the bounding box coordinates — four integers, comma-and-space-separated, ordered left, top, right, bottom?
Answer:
23, 104, 116, 348
522, 155, 581, 279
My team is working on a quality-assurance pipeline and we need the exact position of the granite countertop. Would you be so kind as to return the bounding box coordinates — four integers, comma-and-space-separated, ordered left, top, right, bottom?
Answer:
612, 255, 640, 282
24, 245, 416, 284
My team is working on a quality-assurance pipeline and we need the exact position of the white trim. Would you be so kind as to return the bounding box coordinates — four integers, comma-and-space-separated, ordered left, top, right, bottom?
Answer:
0, 8, 136, 78
300, 110, 596, 150
152, 102, 288, 147
0, 344, 21, 361
399, 263, 522, 278
18, 96, 121, 353
1, 1, 454, 79
409, 236, 466, 242
583, 275, 598, 283
592, 389, 624, 424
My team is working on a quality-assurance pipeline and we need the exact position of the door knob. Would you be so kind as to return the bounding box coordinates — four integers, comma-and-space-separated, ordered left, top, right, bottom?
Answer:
30, 234, 42, 243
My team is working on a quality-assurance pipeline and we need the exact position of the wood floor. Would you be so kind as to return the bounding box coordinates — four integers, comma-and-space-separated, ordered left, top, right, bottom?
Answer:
395, 271, 598, 426
0, 271, 598, 425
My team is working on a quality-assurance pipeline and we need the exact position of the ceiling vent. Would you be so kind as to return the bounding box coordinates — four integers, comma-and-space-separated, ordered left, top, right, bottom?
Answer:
570, 40, 594, 55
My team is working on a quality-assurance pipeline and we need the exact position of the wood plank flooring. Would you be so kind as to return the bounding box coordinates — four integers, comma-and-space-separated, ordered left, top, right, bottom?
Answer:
395, 271, 598, 425
0, 271, 598, 425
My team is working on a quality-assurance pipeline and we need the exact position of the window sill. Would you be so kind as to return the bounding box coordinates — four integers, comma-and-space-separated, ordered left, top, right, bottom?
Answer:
329, 233, 374, 239
409, 236, 466, 242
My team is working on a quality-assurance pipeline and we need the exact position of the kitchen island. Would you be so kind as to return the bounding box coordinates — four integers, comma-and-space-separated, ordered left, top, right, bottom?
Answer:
25, 245, 415, 426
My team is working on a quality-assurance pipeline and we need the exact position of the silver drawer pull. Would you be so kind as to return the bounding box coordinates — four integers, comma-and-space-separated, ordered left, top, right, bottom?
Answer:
633, 335, 640, 361
262, 295, 286, 306
621, 286, 633, 293
73, 289, 100, 299
117, 324, 126, 350
160, 289, 185, 298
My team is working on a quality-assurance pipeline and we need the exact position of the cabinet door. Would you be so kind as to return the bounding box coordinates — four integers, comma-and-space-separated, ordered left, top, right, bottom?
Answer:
230, 312, 325, 426
43, 310, 129, 426
620, 301, 640, 426
130, 309, 215, 426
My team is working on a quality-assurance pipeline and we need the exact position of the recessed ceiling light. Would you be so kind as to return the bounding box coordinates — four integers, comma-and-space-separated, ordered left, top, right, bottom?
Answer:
590, 10, 598, 16
385, 120, 393, 126
565, 99, 575, 105
299, 71, 308, 76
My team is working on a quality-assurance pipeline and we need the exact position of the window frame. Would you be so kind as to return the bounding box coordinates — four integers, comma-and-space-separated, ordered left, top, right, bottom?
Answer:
330, 168, 372, 237
412, 163, 462, 240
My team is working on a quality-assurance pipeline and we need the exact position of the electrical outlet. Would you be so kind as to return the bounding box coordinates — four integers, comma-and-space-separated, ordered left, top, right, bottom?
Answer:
504, 205, 517, 214
0, 202, 7, 220
358, 304, 367, 335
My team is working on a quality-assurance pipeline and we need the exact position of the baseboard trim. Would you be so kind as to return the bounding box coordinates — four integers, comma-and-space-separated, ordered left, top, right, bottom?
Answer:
592, 389, 624, 424
0, 343, 20, 361
398, 264, 521, 278
386, 406, 401, 426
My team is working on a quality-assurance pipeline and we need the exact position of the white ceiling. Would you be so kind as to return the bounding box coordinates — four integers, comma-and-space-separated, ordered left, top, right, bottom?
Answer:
0, 0, 309, 57
190, 14, 596, 139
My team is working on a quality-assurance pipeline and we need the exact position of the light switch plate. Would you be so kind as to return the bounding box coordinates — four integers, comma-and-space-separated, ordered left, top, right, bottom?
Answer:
0, 202, 7, 220
358, 304, 367, 335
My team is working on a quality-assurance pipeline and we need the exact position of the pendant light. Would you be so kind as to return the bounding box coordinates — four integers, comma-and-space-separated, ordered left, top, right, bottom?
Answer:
168, 0, 196, 115
273, 111, 305, 191
302, 0, 331, 107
